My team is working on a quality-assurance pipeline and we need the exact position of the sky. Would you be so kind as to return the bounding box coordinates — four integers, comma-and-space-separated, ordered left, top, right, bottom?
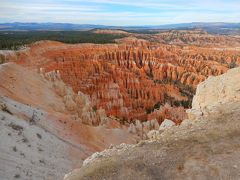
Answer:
0, 0, 239, 26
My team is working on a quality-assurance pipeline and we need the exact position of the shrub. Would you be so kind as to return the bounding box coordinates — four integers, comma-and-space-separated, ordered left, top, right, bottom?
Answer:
8, 123, 23, 131
153, 102, 161, 109
145, 107, 153, 114
0, 54, 5, 64
229, 61, 238, 69
1, 103, 13, 114
92, 105, 97, 112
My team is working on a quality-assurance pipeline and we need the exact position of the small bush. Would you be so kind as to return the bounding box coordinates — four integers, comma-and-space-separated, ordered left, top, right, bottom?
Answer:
119, 117, 128, 125
1, 103, 13, 115
12, 146, 17, 152
92, 105, 97, 112
39, 159, 45, 164
8, 123, 23, 131
229, 61, 238, 69
153, 102, 161, 109
22, 137, 29, 143
14, 174, 20, 179
145, 107, 153, 114
0, 54, 5, 64
36, 133, 42, 139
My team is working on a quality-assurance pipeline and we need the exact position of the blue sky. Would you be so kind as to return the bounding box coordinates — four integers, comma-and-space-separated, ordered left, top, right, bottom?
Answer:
0, 0, 239, 25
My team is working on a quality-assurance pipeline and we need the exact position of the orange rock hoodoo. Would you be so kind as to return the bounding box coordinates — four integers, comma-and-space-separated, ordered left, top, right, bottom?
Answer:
13, 38, 239, 122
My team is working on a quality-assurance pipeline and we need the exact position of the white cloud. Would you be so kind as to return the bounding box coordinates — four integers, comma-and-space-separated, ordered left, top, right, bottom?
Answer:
0, 0, 239, 25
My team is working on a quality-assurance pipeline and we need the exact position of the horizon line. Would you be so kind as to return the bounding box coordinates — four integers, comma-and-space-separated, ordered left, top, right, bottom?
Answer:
0, 21, 240, 27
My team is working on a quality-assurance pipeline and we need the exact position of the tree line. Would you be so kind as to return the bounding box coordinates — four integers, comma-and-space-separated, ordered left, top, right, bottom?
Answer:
0, 31, 126, 50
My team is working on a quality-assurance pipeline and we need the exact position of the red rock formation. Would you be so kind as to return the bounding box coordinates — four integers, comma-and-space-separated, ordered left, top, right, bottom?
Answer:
8, 35, 239, 122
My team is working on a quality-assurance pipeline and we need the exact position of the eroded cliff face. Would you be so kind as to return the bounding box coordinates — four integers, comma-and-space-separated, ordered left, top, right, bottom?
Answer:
64, 67, 240, 180
6, 33, 239, 123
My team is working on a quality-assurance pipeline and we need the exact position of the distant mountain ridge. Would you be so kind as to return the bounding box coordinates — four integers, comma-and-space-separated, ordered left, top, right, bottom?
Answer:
0, 22, 239, 30
0, 22, 240, 34
0, 22, 111, 31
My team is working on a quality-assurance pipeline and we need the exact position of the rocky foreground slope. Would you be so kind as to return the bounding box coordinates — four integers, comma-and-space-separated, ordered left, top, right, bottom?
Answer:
0, 63, 136, 180
64, 67, 240, 180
